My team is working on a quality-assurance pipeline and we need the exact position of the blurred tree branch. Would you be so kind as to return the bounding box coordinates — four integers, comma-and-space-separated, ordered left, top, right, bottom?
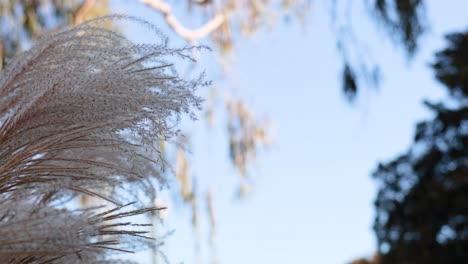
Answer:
74, 0, 96, 25
140, 0, 225, 43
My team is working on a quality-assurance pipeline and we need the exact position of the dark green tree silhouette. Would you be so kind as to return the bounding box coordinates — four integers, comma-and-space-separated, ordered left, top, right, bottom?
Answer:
339, 0, 427, 101
373, 30, 468, 264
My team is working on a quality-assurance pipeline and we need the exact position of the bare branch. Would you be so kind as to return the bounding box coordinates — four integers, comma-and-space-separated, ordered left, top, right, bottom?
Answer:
73, 0, 96, 26
140, 0, 225, 42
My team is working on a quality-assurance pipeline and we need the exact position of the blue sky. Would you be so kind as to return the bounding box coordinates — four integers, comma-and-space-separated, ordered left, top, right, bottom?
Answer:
113, 1, 467, 263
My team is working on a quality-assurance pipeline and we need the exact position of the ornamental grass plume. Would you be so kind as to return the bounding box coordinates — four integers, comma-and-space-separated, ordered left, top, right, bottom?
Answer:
0, 15, 205, 263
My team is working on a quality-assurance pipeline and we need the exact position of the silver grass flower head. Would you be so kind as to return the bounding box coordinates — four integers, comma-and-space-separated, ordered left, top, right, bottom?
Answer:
0, 15, 207, 263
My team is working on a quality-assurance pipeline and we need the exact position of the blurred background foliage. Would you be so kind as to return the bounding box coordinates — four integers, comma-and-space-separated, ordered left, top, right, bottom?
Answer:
0, 0, 427, 98
371, 30, 467, 264
350, 29, 467, 264
1, 1, 466, 263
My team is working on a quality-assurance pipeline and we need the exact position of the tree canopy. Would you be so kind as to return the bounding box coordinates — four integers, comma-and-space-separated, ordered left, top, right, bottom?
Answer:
373, 30, 468, 264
